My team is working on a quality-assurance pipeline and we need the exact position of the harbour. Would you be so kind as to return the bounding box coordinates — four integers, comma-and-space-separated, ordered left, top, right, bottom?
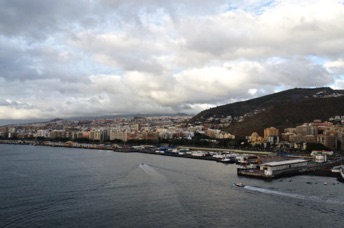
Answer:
1, 143, 344, 228
2, 139, 344, 182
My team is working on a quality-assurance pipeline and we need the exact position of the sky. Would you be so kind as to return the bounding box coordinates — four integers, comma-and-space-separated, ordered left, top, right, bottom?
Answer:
1, 0, 344, 121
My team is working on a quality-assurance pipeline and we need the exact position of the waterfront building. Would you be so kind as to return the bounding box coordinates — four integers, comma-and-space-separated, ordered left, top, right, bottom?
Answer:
110, 130, 128, 142
310, 150, 333, 163
50, 130, 66, 139
260, 159, 308, 177
143, 131, 159, 141
89, 130, 102, 141
37, 129, 48, 138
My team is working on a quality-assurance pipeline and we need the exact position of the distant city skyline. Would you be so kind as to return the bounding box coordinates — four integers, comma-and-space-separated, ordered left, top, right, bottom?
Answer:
1, 0, 344, 120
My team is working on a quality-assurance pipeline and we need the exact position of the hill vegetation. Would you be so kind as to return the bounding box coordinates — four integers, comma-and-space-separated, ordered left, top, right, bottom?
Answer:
190, 87, 344, 137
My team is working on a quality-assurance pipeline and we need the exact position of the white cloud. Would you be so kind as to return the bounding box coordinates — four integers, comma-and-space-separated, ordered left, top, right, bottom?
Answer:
324, 59, 344, 74
1, 0, 344, 120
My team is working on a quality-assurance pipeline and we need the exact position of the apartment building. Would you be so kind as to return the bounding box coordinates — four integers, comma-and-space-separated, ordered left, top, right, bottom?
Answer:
264, 127, 279, 140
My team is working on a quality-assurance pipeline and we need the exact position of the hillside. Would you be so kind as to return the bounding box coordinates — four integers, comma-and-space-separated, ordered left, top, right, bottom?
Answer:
190, 87, 344, 136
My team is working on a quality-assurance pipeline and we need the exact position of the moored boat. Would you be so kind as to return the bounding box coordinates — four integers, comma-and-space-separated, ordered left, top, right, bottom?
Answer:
220, 155, 236, 163
333, 165, 344, 182
340, 165, 344, 180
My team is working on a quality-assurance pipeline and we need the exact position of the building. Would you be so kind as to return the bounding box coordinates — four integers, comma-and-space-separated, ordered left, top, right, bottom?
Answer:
264, 127, 279, 139
260, 159, 308, 177
110, 130, 127, 142
89, 130, 102, 141
250, 132, 263, 145
37, 130, 48, 138
264, 127, 279, 142
338, 132, 344, 151
317, 134, 337, 150
296, 125, 318, 136
50, 130, 66, 139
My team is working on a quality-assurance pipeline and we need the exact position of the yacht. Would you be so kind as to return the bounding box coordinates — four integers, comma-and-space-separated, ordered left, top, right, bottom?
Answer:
220, 154, 236, 163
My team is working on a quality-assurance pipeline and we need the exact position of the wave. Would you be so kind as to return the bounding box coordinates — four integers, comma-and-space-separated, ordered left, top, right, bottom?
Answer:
244, 186, 344, 205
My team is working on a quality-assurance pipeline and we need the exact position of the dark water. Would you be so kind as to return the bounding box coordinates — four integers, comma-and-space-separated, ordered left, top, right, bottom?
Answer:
0, 144, 343, 228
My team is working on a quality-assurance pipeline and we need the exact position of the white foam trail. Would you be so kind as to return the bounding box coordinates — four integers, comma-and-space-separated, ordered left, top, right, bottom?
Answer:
245, 186, 308, 200
244, 186, 344, 205
139, 163, 164, 178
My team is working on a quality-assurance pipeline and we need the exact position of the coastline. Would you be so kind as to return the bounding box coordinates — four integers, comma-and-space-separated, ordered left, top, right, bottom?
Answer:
1, 140, 343, 181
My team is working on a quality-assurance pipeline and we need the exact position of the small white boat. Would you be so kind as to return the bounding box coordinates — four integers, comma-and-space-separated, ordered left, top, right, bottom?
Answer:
233, 182, 245, 187
331, 165, 344, 182
220, 156, 236, 163
340, 166, 344, 179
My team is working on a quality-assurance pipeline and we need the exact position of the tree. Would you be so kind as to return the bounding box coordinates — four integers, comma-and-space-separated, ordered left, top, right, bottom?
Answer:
306, 143, 329, 152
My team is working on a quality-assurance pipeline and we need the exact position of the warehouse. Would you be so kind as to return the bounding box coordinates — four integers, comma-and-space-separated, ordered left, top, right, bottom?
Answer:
260, 159, 308, 177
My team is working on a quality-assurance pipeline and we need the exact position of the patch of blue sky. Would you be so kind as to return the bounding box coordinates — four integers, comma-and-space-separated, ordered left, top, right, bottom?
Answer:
273, 85, 289, 93
266, 56, 286, 65
225, 0, 277, 15
81, 61, 124, 77
328, 78, 344, 90
305, 55, 328, 65
172, 67, 183, 76
138, 7, 167, 27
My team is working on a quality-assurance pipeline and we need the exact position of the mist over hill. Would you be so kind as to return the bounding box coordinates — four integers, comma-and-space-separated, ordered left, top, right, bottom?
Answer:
0, 113, 192, 126
191, 87, 344, 137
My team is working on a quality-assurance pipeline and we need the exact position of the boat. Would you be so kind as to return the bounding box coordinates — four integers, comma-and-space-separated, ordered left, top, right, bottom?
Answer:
333, 165, 344, 182
220, 155, 236, 163
235, 154, 258, 165
331, 165, 341, 173
340, 165, 344, 179
233, 182, 245, 187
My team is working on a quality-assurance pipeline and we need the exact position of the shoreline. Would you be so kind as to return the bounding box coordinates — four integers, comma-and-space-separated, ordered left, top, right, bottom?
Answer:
1, 140, 343, 181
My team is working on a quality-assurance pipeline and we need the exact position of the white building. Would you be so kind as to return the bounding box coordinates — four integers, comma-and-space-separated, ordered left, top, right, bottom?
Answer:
260, 159, 308, 177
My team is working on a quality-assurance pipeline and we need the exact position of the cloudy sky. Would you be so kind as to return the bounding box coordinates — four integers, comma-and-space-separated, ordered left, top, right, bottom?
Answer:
1, 0, 344, 121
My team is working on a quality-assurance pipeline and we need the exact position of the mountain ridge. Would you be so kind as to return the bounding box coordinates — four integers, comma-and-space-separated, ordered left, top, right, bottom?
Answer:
191, 87, 344, 137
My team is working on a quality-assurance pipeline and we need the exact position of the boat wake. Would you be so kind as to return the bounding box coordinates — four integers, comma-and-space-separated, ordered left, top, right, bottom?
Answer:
244, 186, 344, 205
139, 163, 165, 179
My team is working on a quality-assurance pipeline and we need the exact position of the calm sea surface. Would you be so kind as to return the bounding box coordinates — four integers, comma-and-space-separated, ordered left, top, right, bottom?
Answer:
0, 144, 343, 228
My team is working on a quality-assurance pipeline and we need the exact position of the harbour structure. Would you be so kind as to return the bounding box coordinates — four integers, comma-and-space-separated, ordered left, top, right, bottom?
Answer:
311, 150, 333, 163
260, 159, 308, 177
238, 159, 309, 179
177, 146, 276, 156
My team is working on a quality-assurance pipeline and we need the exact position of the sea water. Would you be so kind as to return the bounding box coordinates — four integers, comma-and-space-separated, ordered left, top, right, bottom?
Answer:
0, 144, 343, 227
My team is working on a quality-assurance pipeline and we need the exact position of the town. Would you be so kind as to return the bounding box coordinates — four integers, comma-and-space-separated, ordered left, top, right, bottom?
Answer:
1, 114, 344, 153
1, 114, 344, 181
